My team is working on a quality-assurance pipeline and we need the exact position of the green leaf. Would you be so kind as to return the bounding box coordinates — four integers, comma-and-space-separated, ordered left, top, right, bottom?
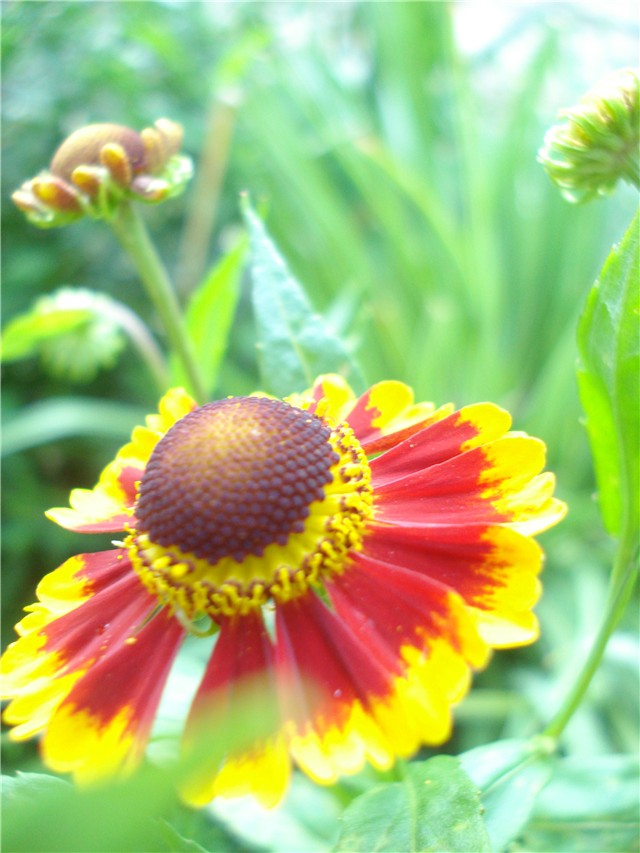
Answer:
334, 756, 491, 852
171, 237, 247, 396
242, 197, 364, 397
576, 209, 640, 537
523, 754, 640, 853
1, 307, 92, 362
460, 737, 555, 852
1, 767, 176, 852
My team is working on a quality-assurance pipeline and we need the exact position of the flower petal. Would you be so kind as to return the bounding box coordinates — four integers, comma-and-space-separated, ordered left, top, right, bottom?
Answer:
46, 388, 196, 533
374, 435, 566, 531
362, 522, 543, 646
180, 611, 289, 809
275, 588, 485, 785
344, 380, 453, 452
1, 552, 160, 740
370, 403, 512, 485
41, 608, 184, 783
327, 553, 489, 715
288, 374, 356, 423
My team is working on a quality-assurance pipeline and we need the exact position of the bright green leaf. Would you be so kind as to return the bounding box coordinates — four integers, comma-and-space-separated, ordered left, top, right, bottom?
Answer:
1, 307, 91, 362
242, 197, 364, 397
171, 237, 247, 396
334, 756, 491, 852
460, 737, 555, 852
576, 209, 640, 537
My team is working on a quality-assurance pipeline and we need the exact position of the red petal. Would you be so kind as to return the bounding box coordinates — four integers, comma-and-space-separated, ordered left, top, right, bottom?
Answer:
42, 608, 184, 781
181, 611, 289, 808
370, 404, 511, 485
327, 552, 487, 669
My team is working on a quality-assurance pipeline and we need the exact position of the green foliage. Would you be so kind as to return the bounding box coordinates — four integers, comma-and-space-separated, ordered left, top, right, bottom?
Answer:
1, 287, 126, 382
576, 210, 640, 539
243, 198, 363, 396
461, 738, 555, 851
170, 236, 247, 397
334, 757, 491, 852
2, 3, 639, 852
522, 755, 640, 852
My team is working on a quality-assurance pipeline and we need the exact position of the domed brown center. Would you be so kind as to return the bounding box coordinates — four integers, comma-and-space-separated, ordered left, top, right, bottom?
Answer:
135, 397, 338, 565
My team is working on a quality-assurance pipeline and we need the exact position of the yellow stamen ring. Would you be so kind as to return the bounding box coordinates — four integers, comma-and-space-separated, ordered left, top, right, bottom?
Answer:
127, 398, 373, 619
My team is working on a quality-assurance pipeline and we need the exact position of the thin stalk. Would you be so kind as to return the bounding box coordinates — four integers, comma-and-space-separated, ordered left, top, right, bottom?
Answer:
543, 534, 638, 739
109, 202, 207, 403
98, 298, 169, 394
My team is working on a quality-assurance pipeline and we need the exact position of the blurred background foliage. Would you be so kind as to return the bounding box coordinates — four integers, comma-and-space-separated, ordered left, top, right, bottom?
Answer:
2, 2, 638, 850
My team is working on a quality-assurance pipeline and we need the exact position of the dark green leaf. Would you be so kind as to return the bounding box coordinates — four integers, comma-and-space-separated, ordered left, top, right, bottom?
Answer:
242, 198, 363, 396
171, 237, 246, 396
460, 737, 555, 852
576, 209, 640, 537
523, 754, 640, 853
334, 756, 491, 852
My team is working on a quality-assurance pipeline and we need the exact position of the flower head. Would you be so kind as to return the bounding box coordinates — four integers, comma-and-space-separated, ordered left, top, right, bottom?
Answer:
1, 377, 566, 806
12, 119, 192, 227
538, 68, 640, 202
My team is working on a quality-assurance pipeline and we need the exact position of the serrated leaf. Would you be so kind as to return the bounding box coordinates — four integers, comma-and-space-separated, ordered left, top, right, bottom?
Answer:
576, 209, 640, 537
171, 237, 246, 396
334, 756, 491, 853
1, 307, 92, 361
242, 198, 363, 396
460, 737, 555, 852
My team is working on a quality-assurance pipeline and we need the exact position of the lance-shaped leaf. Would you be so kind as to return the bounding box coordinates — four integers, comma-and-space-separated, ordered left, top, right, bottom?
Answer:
576, 210, 639, 538
171, 237, 246, 397
242, 197, 363, 397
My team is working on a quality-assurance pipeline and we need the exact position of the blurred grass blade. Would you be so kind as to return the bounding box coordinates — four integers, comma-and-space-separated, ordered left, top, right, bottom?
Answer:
171, 236, 247, 397
335, 756, 491, 852
2, 399, 147, 456
242, 197, 363, 396
576, 210, 640, 537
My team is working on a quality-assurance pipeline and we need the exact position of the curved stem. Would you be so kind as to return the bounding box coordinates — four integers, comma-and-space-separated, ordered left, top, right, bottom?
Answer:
98, 298, 170, 394
543, 534, 638, 739
109, 202, 208, 403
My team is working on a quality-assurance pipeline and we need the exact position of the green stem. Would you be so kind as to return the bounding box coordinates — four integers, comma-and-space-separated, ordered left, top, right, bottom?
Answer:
110, 202, 208, 403
99, 298, 170, 394
543, 534, 638, 739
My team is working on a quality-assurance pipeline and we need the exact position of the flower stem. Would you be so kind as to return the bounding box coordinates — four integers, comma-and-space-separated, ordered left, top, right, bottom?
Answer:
109, 202, 208, 403
543, 533, 639, 739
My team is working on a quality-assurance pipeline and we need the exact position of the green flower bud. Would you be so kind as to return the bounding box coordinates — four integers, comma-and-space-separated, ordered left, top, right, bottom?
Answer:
12, 119, 193, 227
538, 68, 640, 203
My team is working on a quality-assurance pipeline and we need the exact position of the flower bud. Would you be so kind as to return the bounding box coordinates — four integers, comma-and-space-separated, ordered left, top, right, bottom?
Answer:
538, 69, 640, 203
12, 119, 193, 227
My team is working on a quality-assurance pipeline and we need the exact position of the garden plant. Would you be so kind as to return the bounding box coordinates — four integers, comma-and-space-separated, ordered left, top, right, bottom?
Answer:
1, 4, 638, 852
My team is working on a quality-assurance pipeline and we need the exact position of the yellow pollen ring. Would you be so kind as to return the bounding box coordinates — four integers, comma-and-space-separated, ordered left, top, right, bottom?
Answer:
127, 423, 373, 619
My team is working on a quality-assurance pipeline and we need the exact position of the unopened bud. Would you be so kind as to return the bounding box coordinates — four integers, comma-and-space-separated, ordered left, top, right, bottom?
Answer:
538, 69, 640, 203
13, 119, 192, 227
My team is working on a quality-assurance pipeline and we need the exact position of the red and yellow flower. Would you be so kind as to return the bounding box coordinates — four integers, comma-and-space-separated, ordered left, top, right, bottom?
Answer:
1, 376, 566, 806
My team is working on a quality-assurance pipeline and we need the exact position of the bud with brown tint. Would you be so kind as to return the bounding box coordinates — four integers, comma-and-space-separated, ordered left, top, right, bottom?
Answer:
12, 119, 192, 227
